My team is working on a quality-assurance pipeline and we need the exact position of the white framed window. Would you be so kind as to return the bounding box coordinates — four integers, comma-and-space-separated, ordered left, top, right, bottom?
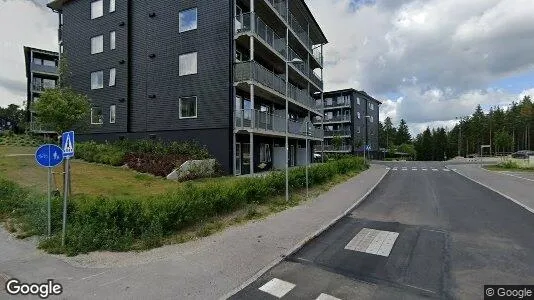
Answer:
60, 45, 64, 54
109, 105, 116, 124
369, 103, 374, 110
179, 52, 197, 76
91, 106, 103, 124
110, 31, 116, 50
91, 0, 103, 19
91, 35, 103, 54
370, 116, 374, 123
357, 97, 361, 105
91, 71, 103, 89
109, 68, 116, 86
179, 96, 197, 119
325, 97, 332, 106
357, 112, 361, 119
109, 0, 115, 13
179, 7, 198, 32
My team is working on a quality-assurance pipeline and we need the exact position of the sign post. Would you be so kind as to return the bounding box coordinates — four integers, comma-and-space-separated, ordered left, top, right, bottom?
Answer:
35, 144, 64, 237
61, 131, 75, 246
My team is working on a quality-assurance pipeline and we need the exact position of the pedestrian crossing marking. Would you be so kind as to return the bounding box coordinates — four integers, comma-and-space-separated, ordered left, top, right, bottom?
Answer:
259, 278, 295, 298
443, 169, 450, 172
432, 169, 438, 171
392, 168, 398, 171
316, 293, 342, 300
422, 168, 427, 171
412, 168, 417, 171
345, 228, 399, 257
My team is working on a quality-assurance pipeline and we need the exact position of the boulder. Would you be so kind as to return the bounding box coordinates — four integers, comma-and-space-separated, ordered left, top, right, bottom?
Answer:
166, 159, 217, 181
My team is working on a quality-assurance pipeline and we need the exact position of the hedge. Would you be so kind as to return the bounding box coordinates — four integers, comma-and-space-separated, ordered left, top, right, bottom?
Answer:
0, 157, 368, 255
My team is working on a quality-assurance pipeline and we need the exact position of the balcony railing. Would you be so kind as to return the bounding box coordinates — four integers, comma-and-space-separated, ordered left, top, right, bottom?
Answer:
264, 0, 287, 20
235, 61, 286, 95
321, 100, 351, 109
288, 11, 312, 51
235, 109, 323, 139
310, 70, 323, 89
321, 115, 351, 123
312, 47, 323, 66
32, 83, 55, 92
321, 145, 353, 152
288, 47, 308, 75
324, 129, 352, 137
236, 13, 286, 58
234, 61, 318, 111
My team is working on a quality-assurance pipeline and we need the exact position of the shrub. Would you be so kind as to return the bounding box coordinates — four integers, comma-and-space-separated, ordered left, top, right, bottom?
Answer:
497, 160, 521, 169
2, 157, 367, 255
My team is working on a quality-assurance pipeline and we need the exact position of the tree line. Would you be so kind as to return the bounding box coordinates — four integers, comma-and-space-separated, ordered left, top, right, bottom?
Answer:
378, 95, 534, 161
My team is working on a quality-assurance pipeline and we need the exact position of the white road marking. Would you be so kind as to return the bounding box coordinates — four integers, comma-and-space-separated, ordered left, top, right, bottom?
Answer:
345, 228, 399, 257
259, 278, 296, 298
316, 293, 342, 300
443, 169, 450, 172
412, 168, 418, 171
402, 167, 408, 171
422, 168, 428, 171
392, 168, 398, 171
432, 169, 438, 171
386, 167, 391, 170
501, 172, 534, 182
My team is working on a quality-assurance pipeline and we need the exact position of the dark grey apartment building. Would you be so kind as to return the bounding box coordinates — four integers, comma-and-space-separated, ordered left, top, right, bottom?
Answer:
23, 46, 59, 133
47, 0, 327, 175
314, 89, 381, 157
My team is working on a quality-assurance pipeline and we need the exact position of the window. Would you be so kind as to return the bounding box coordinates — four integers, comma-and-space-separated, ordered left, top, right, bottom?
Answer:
34, 58, 42, 65
370, 116, 374, 123
60, 45, 64, 54
91, 71, 103, 89
179, 52, 197, 76
369, 103, 374, 110
179, 8, 197, 32
91, 35, 103, 54
357, 97, 360, 105
110, 31, 116, 50
91, 107, 103, 124
357, 112, 361, 119
43, 60, 56, 67
109, 68, 116, 86
325, 112, 333, 120
109, 0, 115, 13
325, 97, 332, 106
343, 95, 350, 103
91, 0, 103, 19
357, 126, 361, 133
109, 105, 116, 124
179, 96, 197, 119
260, 144, 271, 163
315, 99, 321, 107
43, 79, 56, 89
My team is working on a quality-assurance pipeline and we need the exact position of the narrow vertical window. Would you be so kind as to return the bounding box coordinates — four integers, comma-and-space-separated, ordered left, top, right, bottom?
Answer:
109, 0, 115, 13
110, 31, 116, 50
91, 35, 103, 54
179, 96, 197, 119
179, 52, 197, 76
109, 105, 116, 124
91, 71, 103, 89
91, 107, 103, 124
109, 68, 116, 86
179, 8, 198, 32
91, 0, 103, 19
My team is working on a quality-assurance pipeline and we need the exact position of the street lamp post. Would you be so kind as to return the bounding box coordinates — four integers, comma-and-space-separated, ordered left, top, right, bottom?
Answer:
364, 115, 371, 161
285, 57, 304, 202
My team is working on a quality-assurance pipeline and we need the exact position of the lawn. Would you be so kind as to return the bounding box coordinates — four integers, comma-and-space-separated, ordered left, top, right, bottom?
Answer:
0, 146, 185, 197
484, 165, 534, 172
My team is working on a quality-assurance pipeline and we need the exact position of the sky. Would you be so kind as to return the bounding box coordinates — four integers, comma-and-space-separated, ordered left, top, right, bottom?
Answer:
1, 0, 534, 135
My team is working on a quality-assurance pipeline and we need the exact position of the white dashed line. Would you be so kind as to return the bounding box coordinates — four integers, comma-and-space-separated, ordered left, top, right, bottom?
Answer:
392, 168, 398, 171
259, 278, 296, 298
402, 168, 408, 171
422, 168, 427, 171
316, 293, 342, 300
443, 169, 450, 172
432, 169, 438, 171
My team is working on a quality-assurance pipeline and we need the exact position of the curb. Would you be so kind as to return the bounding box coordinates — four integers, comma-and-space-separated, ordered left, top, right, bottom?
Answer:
449, 166, 534, 215
221, 166, 390, 299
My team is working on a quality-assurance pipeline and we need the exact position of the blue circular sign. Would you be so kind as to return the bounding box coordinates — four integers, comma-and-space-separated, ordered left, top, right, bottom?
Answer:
35, 144, 64, 168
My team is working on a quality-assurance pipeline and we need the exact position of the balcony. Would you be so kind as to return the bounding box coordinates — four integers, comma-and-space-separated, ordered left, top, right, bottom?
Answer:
310, 70, 323, 89
234, 61, 319, 112
264, 0, 287, 20
31, 63, 57, 75
236, 12, 286, 58
321, 100, 351, 110
317, 115, 351, 124
288, 11, 312, 52
320, 145, 353, 152
288, 47, 308, 76
324, 129, 352, 138
312, 47, 323, 67
235, 109, 323, 140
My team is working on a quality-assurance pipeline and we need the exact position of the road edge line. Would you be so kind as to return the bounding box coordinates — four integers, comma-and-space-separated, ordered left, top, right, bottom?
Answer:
220, 166, 390, 300
450, 167, 534, 215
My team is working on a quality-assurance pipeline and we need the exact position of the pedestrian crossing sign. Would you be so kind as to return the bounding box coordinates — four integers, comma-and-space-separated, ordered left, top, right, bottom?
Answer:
62, 131, 75, 158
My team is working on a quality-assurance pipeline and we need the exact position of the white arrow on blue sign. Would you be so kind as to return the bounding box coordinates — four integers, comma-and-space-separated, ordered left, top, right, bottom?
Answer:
62, 131, 75, 158
35, 144, 64, 168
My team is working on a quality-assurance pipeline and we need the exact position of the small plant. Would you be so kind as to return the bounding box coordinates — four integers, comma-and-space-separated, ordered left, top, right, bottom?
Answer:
497, 160, 520, 169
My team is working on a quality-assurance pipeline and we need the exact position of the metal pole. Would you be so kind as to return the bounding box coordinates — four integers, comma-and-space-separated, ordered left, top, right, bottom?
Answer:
285, 26, 289, 202
62, 158, 69, 246
47, 167, 52, 237
305, 122, 309, 199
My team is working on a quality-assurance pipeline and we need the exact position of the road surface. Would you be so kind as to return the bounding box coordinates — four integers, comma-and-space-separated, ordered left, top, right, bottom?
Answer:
231, 162, 534, 299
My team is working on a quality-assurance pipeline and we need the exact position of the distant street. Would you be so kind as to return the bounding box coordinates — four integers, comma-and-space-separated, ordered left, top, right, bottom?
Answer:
232, 162, 534, 299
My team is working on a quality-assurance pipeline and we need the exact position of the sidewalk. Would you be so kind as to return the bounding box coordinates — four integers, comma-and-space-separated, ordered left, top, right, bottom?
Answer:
450, 164, 534, 214
0, 165, 388, 300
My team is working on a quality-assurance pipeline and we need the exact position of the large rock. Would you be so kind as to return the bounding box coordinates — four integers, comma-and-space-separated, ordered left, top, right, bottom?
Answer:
166, 159, 217, 181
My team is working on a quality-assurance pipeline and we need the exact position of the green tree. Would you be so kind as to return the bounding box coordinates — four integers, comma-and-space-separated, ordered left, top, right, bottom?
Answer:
34, 88, 91, 133
383, 117, 396, 148
332, 135, 343, 150
0, 103, 27, 132
398, 143, 416, 160
494, 130, 513, 154
396, 119, 411, 145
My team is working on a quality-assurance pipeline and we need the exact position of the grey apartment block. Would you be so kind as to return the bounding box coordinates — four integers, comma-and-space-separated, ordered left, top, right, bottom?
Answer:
23, 46, 59, 133
47, 0, 327, 175
314, 89, 381, 157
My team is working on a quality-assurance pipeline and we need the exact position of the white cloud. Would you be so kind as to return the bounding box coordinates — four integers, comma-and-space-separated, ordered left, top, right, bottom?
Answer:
0, 0, 57, 108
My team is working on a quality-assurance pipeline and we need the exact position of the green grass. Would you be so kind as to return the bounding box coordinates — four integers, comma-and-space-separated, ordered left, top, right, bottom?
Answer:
484, 159, 534, 172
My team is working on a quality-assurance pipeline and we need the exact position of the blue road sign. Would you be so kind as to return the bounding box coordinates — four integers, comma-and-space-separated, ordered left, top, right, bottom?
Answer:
62, 131, 75, 158
35, 144, 64, 168
366, 145, 372, 151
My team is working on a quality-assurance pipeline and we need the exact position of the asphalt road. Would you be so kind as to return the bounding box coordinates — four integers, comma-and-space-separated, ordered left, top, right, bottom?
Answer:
231, 162, 534, 299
